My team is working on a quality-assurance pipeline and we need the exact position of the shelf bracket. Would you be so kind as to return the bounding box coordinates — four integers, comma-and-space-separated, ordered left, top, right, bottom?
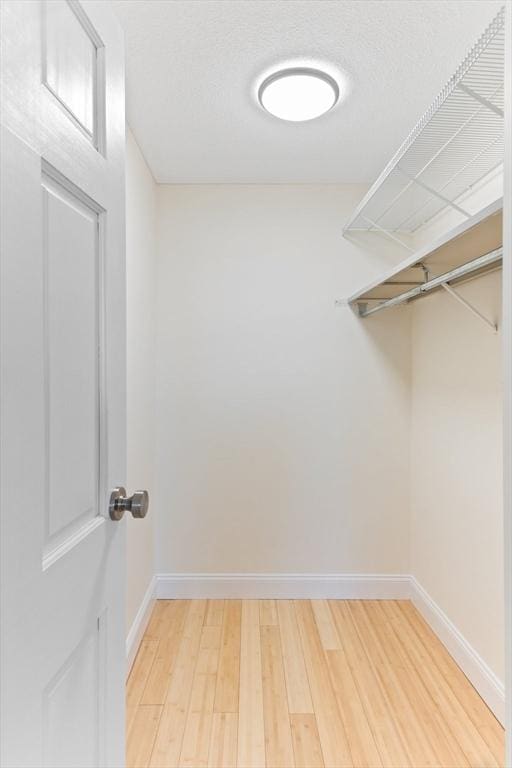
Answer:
457, 83, 504, 118
397, 168, 472, 219
361, 216, 414, 252
417, 261, 430, 282
440, 282, 497, 332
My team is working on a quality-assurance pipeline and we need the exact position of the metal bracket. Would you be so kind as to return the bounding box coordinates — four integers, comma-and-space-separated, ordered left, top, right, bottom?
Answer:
417, 262, 430, 283
440, 282, 497, 333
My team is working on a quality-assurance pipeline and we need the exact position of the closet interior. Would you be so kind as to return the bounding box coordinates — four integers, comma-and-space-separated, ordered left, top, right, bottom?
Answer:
122, 5, 509, 767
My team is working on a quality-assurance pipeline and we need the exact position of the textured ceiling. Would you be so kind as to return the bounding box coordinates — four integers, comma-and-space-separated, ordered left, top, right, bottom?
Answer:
111, 0, 503, 184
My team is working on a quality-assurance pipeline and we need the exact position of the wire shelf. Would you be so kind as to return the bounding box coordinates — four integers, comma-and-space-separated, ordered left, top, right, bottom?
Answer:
342, 199, 502, 318
343, 7, 505, 236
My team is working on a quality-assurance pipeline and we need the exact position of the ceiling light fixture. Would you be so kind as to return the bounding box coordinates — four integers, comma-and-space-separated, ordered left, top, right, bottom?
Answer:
258, 67, 339, 122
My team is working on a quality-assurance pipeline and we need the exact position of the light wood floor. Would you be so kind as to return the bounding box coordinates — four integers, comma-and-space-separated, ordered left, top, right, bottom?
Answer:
127, 600, 504, 768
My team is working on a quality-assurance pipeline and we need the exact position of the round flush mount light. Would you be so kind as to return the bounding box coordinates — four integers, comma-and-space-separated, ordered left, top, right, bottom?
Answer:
258, 67, 339, 122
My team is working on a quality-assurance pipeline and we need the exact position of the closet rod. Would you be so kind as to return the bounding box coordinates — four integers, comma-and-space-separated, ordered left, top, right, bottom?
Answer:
357, 246, 503, 318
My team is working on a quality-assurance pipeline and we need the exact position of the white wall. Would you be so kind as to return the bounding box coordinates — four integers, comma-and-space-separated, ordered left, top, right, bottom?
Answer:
125, 129, 157, 635
410, 271, 504, 681
154, 184, 411, 575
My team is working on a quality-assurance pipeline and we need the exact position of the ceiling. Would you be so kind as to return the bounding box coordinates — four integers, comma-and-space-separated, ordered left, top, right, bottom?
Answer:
111, 0, 503, 184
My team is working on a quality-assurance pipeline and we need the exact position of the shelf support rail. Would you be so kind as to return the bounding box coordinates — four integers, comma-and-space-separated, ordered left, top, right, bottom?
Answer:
457, 83, 504, 118
353, 246, 503, 322
360, 216, 414, 252
440, 282, 498, 333
396, 167, 472, 219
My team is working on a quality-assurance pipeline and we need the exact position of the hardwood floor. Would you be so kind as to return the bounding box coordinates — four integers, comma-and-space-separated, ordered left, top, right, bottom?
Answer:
126, 600, 504, 768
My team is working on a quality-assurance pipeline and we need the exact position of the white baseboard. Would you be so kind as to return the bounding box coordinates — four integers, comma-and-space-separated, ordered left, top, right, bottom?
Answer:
410, 576, 505, 725
126, 575, 156, 676
128, 571, 504, 726
155, 572, 411, 600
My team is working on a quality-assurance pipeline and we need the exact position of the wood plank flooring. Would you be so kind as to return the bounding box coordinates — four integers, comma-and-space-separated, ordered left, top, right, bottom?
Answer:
126, 600, 504, 768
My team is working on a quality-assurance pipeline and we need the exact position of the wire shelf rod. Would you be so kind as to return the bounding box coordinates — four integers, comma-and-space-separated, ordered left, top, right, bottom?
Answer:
390, 138, 503, 234
360, 217, 414, 251
396, 168, 471, 218
457, 83, 504, 116
356, 246, 502, 318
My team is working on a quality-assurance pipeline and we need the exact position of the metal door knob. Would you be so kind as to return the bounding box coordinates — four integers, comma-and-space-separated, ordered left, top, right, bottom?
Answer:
109, 487, 149, 521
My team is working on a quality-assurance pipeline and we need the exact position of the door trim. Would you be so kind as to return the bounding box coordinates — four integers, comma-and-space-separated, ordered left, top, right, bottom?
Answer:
503, 1, 512, 762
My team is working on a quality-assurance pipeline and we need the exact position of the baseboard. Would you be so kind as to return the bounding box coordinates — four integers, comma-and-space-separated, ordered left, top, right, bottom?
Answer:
410, 576, 505, 725
126, 575, 156, 676
138, 571, 504, 725
155, 572, 411, 600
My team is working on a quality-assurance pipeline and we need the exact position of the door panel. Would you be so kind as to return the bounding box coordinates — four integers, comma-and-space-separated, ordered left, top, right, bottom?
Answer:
0, 2, 126, 765
43, 616, 105, 768
43, 172, 101, 554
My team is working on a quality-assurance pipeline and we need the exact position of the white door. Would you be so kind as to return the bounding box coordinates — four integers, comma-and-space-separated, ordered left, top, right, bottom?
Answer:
1, 2, 129, 765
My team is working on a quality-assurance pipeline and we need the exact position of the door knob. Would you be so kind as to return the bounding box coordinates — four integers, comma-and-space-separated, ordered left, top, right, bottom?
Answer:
109, 487, 149, 521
